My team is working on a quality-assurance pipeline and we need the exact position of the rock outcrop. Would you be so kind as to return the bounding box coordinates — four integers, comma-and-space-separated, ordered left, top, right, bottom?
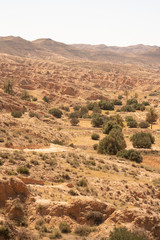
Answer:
0, 176, 30, 207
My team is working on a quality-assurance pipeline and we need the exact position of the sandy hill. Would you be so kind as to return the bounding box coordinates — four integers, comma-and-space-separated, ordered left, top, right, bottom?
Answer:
0, 36, 160, 66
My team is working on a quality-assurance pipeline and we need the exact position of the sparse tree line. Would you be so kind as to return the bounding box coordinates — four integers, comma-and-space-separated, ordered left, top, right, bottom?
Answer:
3, 80, 159, 164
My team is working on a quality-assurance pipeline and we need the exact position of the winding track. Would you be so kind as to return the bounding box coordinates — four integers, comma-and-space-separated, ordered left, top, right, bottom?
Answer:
0, 144, 70, 153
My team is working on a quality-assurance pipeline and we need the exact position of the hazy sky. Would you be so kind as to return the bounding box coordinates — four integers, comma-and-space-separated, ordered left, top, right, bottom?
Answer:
0, 0, 160, 46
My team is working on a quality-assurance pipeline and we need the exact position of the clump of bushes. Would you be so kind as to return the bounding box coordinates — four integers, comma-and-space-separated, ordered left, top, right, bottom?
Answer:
87, 102, 98, 110
130, 132, 155, 148
74, 225, 94, 236
70, 117, 79, 126
142, 101, 150, 106
43, 96, 49, 103
139, 121, 149, 128
117, 149, 143, 163
49, 229, 62, 239
113, 99, 122, 105
11, 110, 23, 118
0, 226, 9, 239
91, 114, 104, 127
60, 106, 70, 112
91, 133, 100, 140
52, 139, 64, 145
49, 108, 63, 118
99, 100, 114, 110
77, 178, 88, 187
127, 98, 138, 105
98, 128, 126, 155
59, 222, 71, 233
17, 166, 30, 175
3, 79, 14, 95
69, 112, 79, 119
125, 116, 138, 128
32, 97, 37, 101
86, 211, 103, 225
149, 92, 159, 96
29, 111, 40, 119
120, 105, 135, 112
118, 94, 123, 99
21, 90, 31, 101
103, 121, 122, 134
68, 189, 78, 196
108, 227, 149, 240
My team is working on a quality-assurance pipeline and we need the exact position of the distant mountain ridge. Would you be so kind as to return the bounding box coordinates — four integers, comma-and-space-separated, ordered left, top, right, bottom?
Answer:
0, 36, 160, 66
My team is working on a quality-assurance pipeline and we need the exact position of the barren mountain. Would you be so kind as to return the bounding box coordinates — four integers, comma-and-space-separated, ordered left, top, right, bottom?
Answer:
0, 36, 160, 66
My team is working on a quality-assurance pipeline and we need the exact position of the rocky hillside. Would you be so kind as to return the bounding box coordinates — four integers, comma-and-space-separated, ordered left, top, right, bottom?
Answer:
0, 36, 160, 240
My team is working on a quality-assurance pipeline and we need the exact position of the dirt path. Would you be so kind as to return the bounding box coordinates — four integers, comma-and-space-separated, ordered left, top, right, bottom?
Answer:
0, 144, 70, 153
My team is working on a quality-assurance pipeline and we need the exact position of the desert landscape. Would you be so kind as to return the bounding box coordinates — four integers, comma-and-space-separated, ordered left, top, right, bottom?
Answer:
0, 36, 160, 240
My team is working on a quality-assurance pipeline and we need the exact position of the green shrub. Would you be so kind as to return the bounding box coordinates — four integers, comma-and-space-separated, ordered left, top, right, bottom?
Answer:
118, 94, 123, 99
117, 149, 143, 163
21, 90, 31, 101
59, 222, 71, 233
127, 98, 138, 105
127, 119, 138, 128
91, 133, 100, 140
49, 229, 62, 239
29, 111, 40, 119
139, 121, 149, 128
146, 108, 158, 128
74, 225, 93, 236
79, 106, 88, 117
69, 112, 79, 119
68, 189, 78, 196
49, 108, 62, 118
121, 105, 135, 112
91, 114, 104, 127
92, 106, 102, 114
98, 129, 126, 155
125, 116, 138, 128
130, 132, 155, 148
139, 104, 145, 111
87, 102, 98, 110
86, 211, 103, 225
0, 226, 9, 239
3, 80, 14, 95
60, 106, 69, 112
43, 96, 49, 103
52, 139, 64, 145
0, 160, 3, 165
99, 100, 114, 110
109, 227, 149, 240
73, 105, 81, 111
70, 118, 79, 126
131, 103, 145, 111
125, 116, 134, 122
149, 92, 159, 96
77, 178, 88, 187
113, 99, 122, 105
17, 166, 30, 175
110, 114, 124, 127
32, 97, 37, 101
103, 121, 122, 134
11, 110, 22, 118
142, 101, 149, 106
